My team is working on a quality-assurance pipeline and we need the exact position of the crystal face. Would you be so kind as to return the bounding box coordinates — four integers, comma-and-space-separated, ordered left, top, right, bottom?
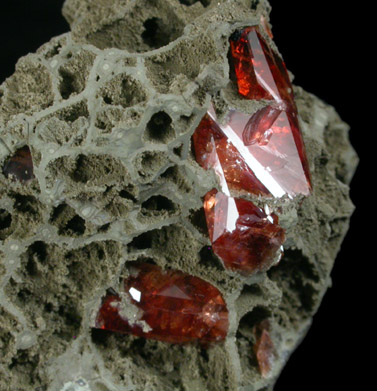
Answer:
2, 145, 34, 182
203, 189, 285, 275
95, 263, 229, 344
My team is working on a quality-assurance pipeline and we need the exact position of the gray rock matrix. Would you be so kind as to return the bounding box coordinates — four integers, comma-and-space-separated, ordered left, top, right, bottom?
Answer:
0, 1, 357, 390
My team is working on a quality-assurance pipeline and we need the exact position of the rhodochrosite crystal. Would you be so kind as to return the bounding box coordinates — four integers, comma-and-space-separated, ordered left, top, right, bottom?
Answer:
228, 25, 311, 196
2, 145, 34, 182
253, 320, 276, 378
95, 263, 229, 344
192, 105, 311, 198
192, 112, 270, 196
204, 189, 285, 275
229, 26, 293, 104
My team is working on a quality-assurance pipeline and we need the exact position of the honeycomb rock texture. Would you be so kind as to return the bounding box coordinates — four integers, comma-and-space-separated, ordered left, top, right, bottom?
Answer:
0, 1, 357, 390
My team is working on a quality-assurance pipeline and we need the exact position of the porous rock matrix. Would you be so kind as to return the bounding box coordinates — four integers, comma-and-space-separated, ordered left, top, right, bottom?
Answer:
0, 0, 358, 390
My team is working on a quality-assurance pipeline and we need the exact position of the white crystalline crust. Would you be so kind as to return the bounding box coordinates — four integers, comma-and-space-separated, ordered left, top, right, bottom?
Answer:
0, 1, 357, 390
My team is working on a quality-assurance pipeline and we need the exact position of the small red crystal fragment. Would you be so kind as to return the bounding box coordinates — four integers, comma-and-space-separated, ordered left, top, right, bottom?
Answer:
229, 26, 293, 104
2, 146, 34, 182
253, 320, 276, 377
203, 189, 285, 275
95, 263, 229, 344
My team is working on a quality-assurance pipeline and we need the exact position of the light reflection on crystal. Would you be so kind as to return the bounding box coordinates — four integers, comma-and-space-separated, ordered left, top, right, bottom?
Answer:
129, 287, 141, 302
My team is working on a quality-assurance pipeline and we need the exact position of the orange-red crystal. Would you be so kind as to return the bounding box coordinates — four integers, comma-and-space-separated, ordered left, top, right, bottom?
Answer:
95, 263, 229, 344
192, 113, 270, 196
253, 320, 276, 377
228, 26, 311, 195
229, 26, 293, 104
204, 189, 285, 275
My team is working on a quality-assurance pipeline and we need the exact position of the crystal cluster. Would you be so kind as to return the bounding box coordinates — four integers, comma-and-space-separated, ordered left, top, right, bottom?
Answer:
192, 25, 311, 276
95, 25, 311, 348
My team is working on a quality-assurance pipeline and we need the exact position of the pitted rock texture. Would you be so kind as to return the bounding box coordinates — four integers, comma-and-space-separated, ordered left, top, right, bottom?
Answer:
0, 1, 357, 391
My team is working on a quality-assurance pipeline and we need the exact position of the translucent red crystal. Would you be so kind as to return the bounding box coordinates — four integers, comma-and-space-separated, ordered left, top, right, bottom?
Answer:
95, 263, 229, 344
227, 26, 311, 195
2, 145, 34, 182
203, 189, 285, 275
253, 320, 276, 377
193, 112, 270, 196
192, 104, 311, 198
229, 26, 293, 104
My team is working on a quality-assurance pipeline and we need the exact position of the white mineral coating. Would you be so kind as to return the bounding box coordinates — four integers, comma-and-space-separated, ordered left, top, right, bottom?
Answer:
15, 329, 37, 350
0, 1, 357, 391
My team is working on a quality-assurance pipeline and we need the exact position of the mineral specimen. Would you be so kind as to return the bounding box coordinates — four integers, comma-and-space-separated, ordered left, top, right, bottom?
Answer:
0, 1, 357, 391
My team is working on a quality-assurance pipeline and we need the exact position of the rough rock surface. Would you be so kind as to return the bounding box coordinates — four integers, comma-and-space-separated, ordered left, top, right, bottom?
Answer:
0, 1, 357, 390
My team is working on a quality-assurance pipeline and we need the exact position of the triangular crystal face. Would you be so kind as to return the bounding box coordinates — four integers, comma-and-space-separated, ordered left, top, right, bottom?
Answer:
222, 105, 311, 197
193, 112, 270, 196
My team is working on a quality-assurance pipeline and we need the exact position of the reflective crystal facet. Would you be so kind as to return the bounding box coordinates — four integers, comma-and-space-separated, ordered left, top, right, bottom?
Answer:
95, 263, 229, 344
2, 146, 34, 182
203, 189, 285, 275
224, 105, 311, 197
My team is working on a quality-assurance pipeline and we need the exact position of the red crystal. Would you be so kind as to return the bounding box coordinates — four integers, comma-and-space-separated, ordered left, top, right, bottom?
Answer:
95, 263, 229, 344
2, 145, 34, 182
193, 104, 311, 198
253, 320, 276, 377
203, 189, 285, 275
192, 112, 270, 196
229, 26, 293, 105
227, 26, 311, 195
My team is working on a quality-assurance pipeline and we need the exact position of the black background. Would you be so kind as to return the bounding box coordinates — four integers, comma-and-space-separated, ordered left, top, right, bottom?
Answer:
0, 1, 367, 390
